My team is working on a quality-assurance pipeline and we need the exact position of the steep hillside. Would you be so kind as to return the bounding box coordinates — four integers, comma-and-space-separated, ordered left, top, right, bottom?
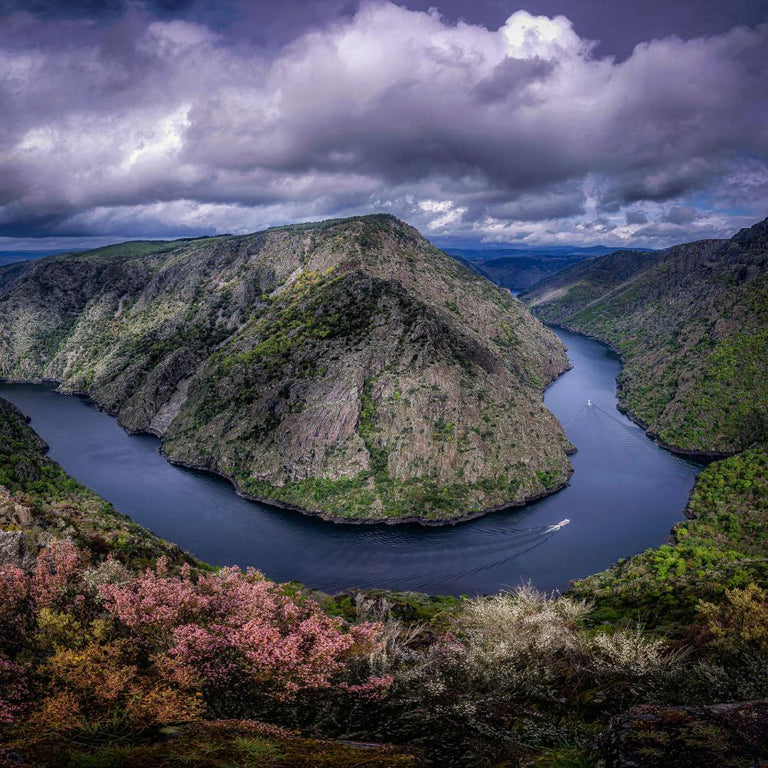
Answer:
521, 219, 768, 454
0, 215, 572, 523
446, 245, 655, 292
0, 260, 37, 295
0, 397, 189, 570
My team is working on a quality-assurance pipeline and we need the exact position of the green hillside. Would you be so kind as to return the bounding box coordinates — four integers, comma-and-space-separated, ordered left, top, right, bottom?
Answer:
522, 218, 768, 454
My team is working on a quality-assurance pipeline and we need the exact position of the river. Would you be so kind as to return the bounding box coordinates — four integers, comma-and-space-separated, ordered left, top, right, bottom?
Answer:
0, 328, 703, 595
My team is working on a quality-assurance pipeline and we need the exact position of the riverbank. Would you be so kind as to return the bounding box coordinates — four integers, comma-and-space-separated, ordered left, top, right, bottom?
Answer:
0, 369, 574, 527
0, 329, 702, 595
546, 323, 732, 460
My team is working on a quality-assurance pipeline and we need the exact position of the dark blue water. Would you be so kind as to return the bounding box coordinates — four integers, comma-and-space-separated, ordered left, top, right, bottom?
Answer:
0, 329, 702, 595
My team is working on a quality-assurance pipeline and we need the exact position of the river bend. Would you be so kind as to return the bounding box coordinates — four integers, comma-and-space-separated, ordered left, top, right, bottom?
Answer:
0, 328, 702, 595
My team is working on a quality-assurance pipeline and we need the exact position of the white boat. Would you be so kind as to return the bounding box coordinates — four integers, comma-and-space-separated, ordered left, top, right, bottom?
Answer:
545, 518, 571, 532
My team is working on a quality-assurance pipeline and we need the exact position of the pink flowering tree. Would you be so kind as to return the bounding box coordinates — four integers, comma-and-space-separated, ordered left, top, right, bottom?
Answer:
0, 564, 31, 655
1, 548, 390, 732
31, 540, 83, 610
99, 560, 391, 714
0, 655, 28, 726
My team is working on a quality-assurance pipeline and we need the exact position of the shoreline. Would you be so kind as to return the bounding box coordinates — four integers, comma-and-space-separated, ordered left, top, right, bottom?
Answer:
162, 452, 573, 528
0, 373, 575, 529
543, 322, 732, 461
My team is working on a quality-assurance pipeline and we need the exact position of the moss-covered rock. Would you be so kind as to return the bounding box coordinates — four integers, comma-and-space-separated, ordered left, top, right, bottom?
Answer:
6, 718, 415, 767
600, 701, 768, 768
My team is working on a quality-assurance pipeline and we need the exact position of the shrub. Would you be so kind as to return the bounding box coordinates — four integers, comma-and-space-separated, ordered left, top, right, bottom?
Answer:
696, 583, 768, 655
30, 640, 202, 737
2, 551, 390, 741
99, 560, 390, 713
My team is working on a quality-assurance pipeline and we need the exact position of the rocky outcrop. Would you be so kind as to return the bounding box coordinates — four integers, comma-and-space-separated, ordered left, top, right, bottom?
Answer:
0, 530, 32, 570
521, 218, 768, 454
0, 215, 573, 523
600, 701, 768, 768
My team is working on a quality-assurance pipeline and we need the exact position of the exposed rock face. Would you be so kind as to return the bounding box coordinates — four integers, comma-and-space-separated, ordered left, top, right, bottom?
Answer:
521, 218, 768, 454
0, 529, 32, 570
600, 701, 768, 768
0, 215, 572, 523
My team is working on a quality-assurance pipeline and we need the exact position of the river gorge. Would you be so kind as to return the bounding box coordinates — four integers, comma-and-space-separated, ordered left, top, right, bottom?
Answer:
0, 328, 703, 595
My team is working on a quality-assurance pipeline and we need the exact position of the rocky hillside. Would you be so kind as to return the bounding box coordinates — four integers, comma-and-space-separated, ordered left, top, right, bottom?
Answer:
521, 218, 768, 455
0, 215, 572, 523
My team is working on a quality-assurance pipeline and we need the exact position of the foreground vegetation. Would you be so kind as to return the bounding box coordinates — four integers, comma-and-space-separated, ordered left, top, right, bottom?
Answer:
1, 394, 767, 766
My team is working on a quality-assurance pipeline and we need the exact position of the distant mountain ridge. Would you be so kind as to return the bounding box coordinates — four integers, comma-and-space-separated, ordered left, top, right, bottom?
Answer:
446, 245, 655, 292
448, 244, 631, 258
521, 218, 768, 455
0, 214, 572, 523
0, 250, 83, 268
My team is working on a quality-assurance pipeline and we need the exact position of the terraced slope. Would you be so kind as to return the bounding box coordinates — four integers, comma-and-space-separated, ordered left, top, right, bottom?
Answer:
521, 218, 768, 455
0, 215, 572, 523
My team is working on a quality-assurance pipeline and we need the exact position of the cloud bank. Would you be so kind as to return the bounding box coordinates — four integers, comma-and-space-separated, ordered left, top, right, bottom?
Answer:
1, 2, 766, 246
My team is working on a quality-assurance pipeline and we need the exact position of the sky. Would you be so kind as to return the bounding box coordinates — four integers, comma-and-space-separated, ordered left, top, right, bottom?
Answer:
1, 0, 767, 251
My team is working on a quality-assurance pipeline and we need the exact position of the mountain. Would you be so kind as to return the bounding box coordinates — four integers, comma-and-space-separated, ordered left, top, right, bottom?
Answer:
520, 218, 768, 455
0, 249, 80, 268
445, 245, 653, 292
449, 252, 586, 292
0, 214, 572, 523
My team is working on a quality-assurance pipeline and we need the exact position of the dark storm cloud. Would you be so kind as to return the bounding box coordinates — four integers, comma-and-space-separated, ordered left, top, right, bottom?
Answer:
472, 56, 555, 103
0, 1, 766, 246
481, 189, 586, 222
625, 210, 648, 226
664, 206, 699, 225
0, 0, 197, 18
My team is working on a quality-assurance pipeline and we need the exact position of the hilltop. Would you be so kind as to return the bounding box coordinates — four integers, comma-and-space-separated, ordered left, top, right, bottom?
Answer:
0, 214, 572, 523
521, 218, 768, 455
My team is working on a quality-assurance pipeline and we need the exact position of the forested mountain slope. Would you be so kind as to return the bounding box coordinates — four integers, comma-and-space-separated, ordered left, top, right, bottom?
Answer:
521, 218, 768, 454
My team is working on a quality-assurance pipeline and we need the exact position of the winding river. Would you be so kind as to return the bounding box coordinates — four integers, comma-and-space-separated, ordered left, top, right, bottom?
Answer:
0, 328, 703, 595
